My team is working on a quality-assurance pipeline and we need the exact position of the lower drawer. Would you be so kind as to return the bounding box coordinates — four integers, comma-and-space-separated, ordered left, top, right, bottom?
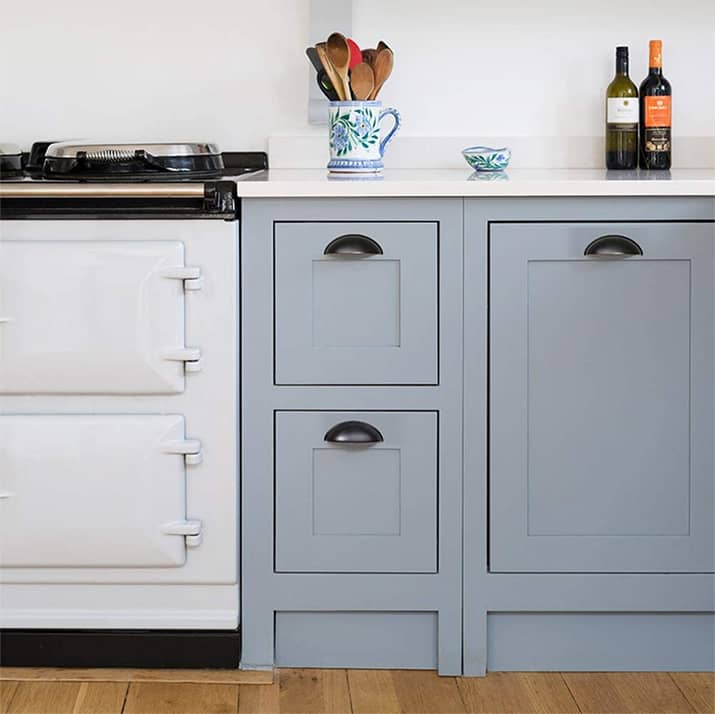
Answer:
274, 411, 438, 573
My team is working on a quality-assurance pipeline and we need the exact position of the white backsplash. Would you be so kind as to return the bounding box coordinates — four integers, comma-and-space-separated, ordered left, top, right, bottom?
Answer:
270, 134, 715, 169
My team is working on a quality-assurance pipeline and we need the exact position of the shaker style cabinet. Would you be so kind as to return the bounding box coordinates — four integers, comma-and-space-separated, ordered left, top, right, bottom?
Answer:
241, 199, 463, 674
489, 221, 715, 573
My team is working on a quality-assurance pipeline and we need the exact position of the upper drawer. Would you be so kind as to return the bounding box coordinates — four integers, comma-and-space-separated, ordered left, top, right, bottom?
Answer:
0, 240, 200, 394
274, 222, 438, 385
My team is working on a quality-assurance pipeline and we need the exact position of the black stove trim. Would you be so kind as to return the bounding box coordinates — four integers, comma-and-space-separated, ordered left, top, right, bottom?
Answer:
0, 629, 241, 669
0, 181, 239, 220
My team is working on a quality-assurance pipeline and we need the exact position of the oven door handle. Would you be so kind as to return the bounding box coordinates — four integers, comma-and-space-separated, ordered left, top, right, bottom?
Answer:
0, 184, 206, 199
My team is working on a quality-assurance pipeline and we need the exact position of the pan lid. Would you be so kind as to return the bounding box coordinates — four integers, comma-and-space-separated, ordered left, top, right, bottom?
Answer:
0, 143, 22, 157
45, 141, 221, 159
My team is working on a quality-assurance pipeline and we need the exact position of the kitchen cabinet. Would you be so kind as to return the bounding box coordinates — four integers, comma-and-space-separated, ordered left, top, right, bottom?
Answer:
274, 221, 438, 385
244, 195, 715, 675
241, 198, 463, 674
462, 197, 714, 675
489, 221, 714, 573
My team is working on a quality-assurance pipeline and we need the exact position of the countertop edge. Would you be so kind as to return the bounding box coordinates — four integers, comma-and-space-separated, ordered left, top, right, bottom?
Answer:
234, 175, 715, 199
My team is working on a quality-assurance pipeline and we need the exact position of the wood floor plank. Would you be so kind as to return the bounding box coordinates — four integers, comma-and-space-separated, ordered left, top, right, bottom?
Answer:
123, 682, 239, 714
564, 672, 696, 713
277, 669, 351, 714
0, 683, 19, 714
348, 670, 401, 714
0, 668, 272, 685
670, 673, 715, 714
458, 672, 579, 713
6, 682, 81, 714
390, 670, 466, 713
71, 682, 128, 714
237, 679, 280, 714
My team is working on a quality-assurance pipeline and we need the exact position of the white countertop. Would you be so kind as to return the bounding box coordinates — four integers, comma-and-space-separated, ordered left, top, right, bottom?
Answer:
235, 168, 715, 198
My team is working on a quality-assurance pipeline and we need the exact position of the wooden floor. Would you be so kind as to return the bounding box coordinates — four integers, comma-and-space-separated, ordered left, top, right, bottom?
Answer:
0, 670, 712, 714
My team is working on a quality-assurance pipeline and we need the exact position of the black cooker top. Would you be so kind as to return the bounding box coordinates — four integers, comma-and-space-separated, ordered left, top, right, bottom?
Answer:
1, 141, 268, 182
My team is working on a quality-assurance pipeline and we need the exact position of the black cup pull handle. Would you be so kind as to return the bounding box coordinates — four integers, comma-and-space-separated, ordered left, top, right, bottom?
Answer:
324, 234, 384, 256
324, 420, 384, 445
584, 235, 643, 257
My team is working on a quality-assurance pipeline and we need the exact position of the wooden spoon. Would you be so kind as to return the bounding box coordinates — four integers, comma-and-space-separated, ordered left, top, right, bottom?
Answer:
368, 47, 394, 100
326, 32, 352, 102
361, 48, 378, 69
316, 42, 345, 100
350, 62, 375, 101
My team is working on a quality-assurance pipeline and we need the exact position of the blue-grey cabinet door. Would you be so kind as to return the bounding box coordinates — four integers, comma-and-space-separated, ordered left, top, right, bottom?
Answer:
274, 222, 438, 385
275, 411, 438, 573
490, 222, 714, 573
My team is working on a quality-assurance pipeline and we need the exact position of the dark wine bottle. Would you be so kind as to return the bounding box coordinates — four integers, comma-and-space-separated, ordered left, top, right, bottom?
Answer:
605, 46, 638, 170
639, 40, 672, 170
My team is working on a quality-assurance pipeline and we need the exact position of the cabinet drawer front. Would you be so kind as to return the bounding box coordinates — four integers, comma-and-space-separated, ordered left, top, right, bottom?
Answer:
274, 222, 438, 385
0, 415, 194, 568
489, 222, 714, 573
0, 240, 191, 394
275, 411, 438, 572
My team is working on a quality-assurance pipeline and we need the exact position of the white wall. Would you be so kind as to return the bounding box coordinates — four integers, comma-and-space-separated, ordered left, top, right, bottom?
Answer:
0, 0, 311, 150
1, 0, 713, 160
353, 0, 715, 139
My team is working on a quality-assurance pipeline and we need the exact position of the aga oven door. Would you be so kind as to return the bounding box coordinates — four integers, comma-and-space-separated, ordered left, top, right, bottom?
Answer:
0, 238, 201, 394
0, 414, 202, 569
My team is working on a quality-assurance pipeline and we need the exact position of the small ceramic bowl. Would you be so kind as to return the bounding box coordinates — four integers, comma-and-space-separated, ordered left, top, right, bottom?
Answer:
462, 146, 511, 172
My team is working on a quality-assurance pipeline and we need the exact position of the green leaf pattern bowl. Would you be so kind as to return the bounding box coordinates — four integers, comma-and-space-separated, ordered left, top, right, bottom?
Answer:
462, 146, 511, 172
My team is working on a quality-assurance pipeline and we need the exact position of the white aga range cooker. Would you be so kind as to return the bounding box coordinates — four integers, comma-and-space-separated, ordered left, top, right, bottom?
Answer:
0, 142, 265, 667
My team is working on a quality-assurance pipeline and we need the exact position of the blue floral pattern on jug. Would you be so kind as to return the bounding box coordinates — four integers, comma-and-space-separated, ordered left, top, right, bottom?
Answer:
327, 101, 402, 173
462, 146, 512, 172
330, 107, 380, 155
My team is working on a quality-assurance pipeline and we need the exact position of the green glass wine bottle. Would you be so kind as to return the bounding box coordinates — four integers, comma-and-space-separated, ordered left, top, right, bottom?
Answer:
605, 46, 638, 170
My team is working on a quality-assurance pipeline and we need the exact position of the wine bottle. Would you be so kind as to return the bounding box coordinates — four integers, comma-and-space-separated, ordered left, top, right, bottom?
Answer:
639, 40, 672, 170
606, 46, 638, 170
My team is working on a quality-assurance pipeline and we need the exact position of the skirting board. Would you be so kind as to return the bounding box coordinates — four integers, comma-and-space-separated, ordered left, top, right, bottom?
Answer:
0, 667, 273, 685
487, 613, 715, 672
275, 611, 438, 669
0, 629, 241, 670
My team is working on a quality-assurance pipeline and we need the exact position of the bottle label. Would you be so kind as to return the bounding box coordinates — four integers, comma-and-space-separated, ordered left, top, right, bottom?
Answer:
644, 127, 671, 153
644, 96, 671, 127
607, 98, 638, 124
